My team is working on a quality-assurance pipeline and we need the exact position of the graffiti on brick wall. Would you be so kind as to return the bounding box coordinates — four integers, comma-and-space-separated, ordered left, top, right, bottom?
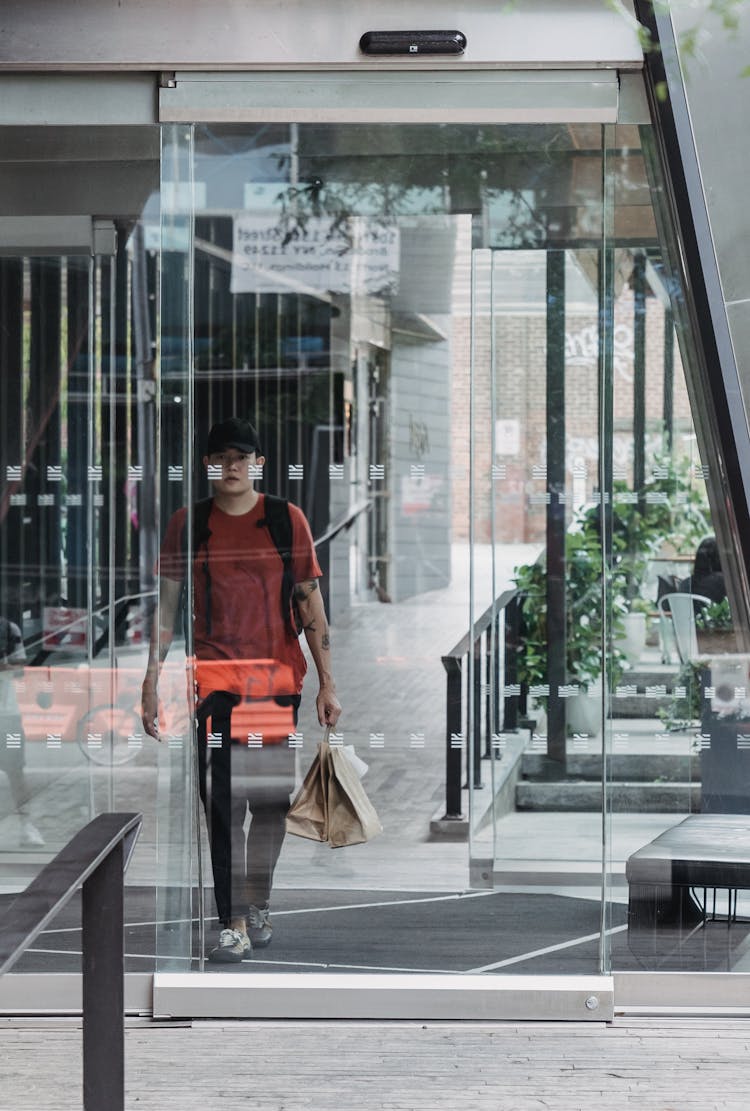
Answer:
565, 322, 634, 382
409, 415, 430, 459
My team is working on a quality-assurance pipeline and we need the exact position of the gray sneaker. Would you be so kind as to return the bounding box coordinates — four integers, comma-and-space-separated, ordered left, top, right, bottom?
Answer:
247, 904, 272, 948
208, 928, 252, 963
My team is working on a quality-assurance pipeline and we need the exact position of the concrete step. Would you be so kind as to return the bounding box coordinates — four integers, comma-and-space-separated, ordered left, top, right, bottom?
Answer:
430, 736, 527, 839
515, 780, 701, 812
521, 752, 700, 782
610, 665, 685, 718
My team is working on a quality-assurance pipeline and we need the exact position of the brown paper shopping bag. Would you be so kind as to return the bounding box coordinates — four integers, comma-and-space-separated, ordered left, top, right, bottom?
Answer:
325, 742, 382, 847
285, 731, 382, 847
284, 741, 329, 842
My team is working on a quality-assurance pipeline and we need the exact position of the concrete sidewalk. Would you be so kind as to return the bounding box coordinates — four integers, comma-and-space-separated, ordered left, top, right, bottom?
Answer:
2, 1016, 749, 1110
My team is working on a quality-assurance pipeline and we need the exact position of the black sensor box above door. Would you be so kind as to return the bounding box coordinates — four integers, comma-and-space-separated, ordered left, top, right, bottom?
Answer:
359, 30, 466, 55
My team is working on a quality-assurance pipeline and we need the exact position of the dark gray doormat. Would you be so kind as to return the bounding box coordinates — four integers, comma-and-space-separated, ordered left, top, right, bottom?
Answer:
2, 887, 744, 975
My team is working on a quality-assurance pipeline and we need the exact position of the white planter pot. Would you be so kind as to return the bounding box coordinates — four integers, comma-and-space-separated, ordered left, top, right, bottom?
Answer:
566, 684, 602, 737
616, 611, 647, 665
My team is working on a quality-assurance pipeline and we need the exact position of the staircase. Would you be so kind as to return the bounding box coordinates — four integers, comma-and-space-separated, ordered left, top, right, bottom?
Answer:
515, 659, 701, 813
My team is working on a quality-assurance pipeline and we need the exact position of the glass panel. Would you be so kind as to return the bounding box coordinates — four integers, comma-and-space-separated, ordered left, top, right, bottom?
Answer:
6, 112, 742, 991
469, 117, 748, 979
155, 121, 622, 976
153, 123, 198, 971
0, 255, 97, 890
0, 231, 161, 973
470, 129, 610, 970
603, 122, 749, 975
1, 121, 162, 977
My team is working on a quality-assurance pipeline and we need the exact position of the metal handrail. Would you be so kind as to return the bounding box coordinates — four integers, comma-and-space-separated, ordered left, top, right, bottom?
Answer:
440, 589, 522, 822
442, 588, 519, 663
314, 497, 372, 547
0, 812, 143, 1111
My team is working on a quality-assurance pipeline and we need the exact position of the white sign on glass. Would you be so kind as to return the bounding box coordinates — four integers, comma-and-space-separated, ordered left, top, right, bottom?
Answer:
230, 215, 399, 296
495, 419, 520, 456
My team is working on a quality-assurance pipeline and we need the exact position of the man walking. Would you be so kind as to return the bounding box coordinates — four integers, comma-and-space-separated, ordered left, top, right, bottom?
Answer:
142, 417, 341, 961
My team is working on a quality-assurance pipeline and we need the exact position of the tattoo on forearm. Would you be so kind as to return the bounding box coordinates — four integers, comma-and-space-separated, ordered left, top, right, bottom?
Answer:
322, 632, 330, 650
294, 580, 319, 601
304, 620, 317, 633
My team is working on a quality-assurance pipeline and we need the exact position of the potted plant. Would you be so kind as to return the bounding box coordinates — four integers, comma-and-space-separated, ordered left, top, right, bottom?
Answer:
513, 512, 626, 735
696, 598, 737, 655
512, 452, 713, 721
609, 454, 711, 663
658, 660, 703, 732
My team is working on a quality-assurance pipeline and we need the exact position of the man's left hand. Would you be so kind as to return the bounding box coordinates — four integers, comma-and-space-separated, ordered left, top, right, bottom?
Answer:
316, 684, 342, 728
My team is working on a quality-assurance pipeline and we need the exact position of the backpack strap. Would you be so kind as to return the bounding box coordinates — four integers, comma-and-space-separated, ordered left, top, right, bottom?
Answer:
258, 494, 301, 636
193, 497, 214, 553
181, 498, 214, 637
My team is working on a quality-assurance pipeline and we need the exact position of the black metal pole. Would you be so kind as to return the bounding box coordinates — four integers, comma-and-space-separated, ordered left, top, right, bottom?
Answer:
82, 840, 125, 1111
503, 596, 520, 732
663, 307, 675, 453
473, 637, 483, 787
443, 658, 464, 819
28, 258, 62, 610
131, 223, 158, 617
599, 241, 615, 778
546, 250, 567, 764
484, 632, 494, 758
66, 257, 91, 611
493, 610, 503, 736
0, 259, 24, 628
633, 252, 647, 505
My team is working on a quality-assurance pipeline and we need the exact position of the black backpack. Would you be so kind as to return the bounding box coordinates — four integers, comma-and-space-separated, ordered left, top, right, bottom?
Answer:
181, 494, 303, 639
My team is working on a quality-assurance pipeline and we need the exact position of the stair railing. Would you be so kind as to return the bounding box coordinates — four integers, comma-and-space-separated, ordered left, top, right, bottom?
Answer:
440, 588, 523, 821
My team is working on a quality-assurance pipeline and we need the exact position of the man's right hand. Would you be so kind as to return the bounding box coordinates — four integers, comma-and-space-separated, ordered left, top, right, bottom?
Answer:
141, 682, 161, 740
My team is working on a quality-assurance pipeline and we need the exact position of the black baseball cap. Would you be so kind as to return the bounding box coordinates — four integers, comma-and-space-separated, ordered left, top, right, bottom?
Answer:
207, 417, 261, 455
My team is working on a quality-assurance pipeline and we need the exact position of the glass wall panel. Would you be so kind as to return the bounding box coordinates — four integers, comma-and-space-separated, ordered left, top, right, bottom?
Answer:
603, 124, 749, 976
469, 125, 610, 973
471, 118, 748, 980
3, 108, 743, 996
1, 124, 161, 976
155, 121, 653, 977
0, 230, 162, 973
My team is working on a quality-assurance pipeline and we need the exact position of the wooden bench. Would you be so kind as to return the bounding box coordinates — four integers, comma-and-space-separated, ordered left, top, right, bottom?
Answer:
626, 814, 750, 964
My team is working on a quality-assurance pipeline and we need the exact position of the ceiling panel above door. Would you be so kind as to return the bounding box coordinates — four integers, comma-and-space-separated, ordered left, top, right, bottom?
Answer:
160, 70, 622, 125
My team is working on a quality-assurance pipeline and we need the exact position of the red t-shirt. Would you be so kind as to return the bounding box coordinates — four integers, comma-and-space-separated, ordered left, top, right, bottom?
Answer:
160, 495, 322, 693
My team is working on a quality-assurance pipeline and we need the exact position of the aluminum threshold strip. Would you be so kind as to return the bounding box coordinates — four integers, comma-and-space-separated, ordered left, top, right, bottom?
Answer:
159, 69, 619, 124
153, 973, 614, 1021
0, 973, 153, 1016
4, 971, 750, 1019
615, 972, 750, 1016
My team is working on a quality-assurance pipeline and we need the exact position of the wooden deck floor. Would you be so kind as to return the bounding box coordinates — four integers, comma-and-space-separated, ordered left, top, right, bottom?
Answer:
2, 1016, 750, 1110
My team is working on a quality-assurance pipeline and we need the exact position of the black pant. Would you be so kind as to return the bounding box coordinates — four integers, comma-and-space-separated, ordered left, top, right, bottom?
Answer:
196, 691, 298, 925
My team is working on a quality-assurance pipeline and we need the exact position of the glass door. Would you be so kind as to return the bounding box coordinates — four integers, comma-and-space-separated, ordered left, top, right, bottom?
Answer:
467, 127, 610, 974
155, 120, 621, 983
466, 119, 750, 984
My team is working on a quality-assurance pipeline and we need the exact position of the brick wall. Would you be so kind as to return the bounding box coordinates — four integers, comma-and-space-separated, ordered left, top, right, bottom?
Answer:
451, 290, 693, 543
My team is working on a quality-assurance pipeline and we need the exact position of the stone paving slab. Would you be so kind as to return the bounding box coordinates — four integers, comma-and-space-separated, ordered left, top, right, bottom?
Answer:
2, 1017, 750, 1110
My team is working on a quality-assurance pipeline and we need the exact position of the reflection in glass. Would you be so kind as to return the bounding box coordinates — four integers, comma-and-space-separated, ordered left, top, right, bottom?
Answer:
3, 113, 746, 985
